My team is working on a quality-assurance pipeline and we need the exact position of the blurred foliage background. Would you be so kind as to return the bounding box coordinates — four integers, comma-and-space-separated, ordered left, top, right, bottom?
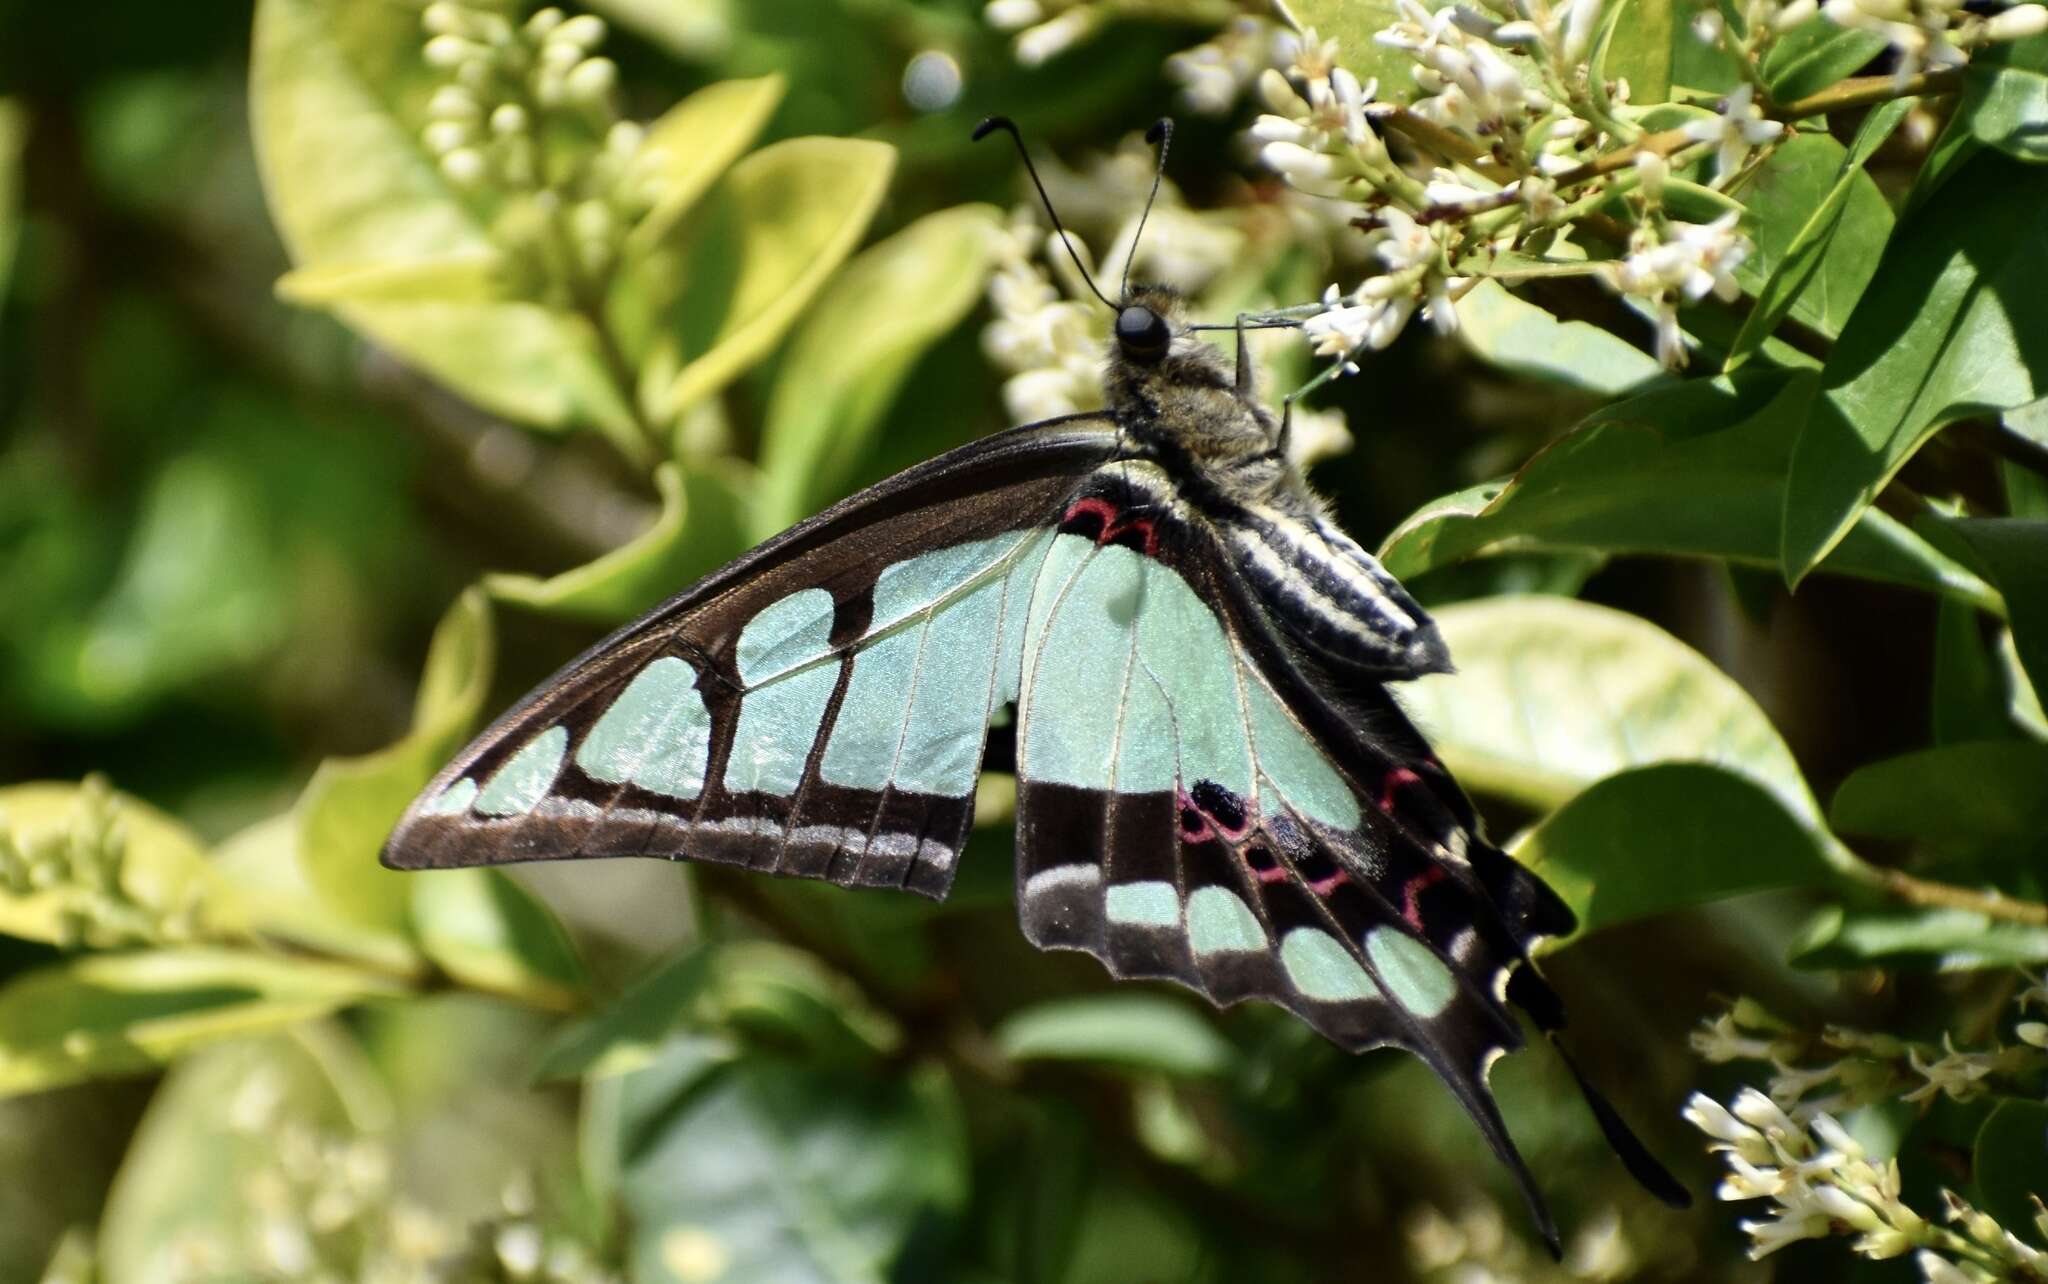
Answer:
1, 0, 2046, 1281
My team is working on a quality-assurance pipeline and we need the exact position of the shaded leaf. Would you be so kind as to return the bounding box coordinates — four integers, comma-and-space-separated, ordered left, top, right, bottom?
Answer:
1781, 154, 2048, 586
1974, 1100, 2048, 1240
1451, 280, 1665, 397
1759, 20, 1887, 102
1926, 517, 2048, 702
296, 589, 493, 934
0, 949, 405, 1096
646, 137, 896, 424
1510, 764, 1844, 947
1830, 740, 2048, 847
1960, 32, 2048, 162
626, 75, 788, 259
1727, 100, 1905, 367
753, 204, 1003, 537
994, 995, 1236, 1079
1932, 597, 2016, 744
1379, 372, 1993, 603
0, 99, 21, 311
1395, 595, 1819, 819
2002, 627, 2048, 738
251, 0, 641, 449
485, 462, 751, 624
1794, 904, 2048, 969
411, 869, 586, 1011
619, 1059, 967, 1284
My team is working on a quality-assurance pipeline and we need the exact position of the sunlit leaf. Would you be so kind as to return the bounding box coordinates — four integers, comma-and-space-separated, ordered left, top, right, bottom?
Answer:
212, 813, 419, 973
1395, 595, 1819, 819
1960, 32, 2048, 162
485, 461, 751, 624
619, 1059, 967, 1284
1451, 280, 1665, 398
1794, 904, 2048, 968
645, 137, 896, 425
1290, 0, 1411, 101
296, 589, 493, 934
994, 995, 1235, 1078
0, 949, 406, 1096
753, 204, 1003, 537
0, 780, 227, 947
1599, 0, 1677, 105
1379, 372, 1994, 604
411, 869, 586, 1011
625, 75, 788, 259
251, 0, 641, 450
1727, 101, 1905, 367
1759, 19, 1887, 102
1510, 764, 1845, 946
1781, 154, 2048, 586
273, 251, 503, 305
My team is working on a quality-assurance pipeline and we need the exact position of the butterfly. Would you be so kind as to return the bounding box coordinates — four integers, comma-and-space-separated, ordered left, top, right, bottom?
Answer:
384, 116, 1688, 1251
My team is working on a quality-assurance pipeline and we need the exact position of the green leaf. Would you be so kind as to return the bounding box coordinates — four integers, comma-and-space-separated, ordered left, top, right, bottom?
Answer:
411, 869, 586, 1011
645, 136, 896, 425
625, 75, 788, 260
2002, 627, 2048, 738
273, 250, 503, 305
1927, 517, 2048, 702
485, 461, 751, 624
993, 995, 1236, 1079
250, 0, 641, 449
211, 813, 420, 972
619, 1059, 967, 1284
1759, 19, 1888, 103
1831, 740, 2048, 847
1600, 0, 1677, 105
1727, 100, 1905, 367
753, 204, 1004, 537
0, 780, 226, 947
1510, 764, 1843, 945
1781, 153, 2048, 587
1450, 280, 1666, 397
0, 99, 22, 311
1794, 904, 2048, 968
1932, 597, 2017, 744
584, 0, 734, 61
1960, 32, 2048, 162
36, 1228, 93, 1284
1290, 0, 1412, 102
0, 948, 405, 1096
1974, 1099, 2048, 1240
1394, 595, 1820, 819
295, 589, 493, 934
533, 941, 898, 1082
1378, 372, 1994, 604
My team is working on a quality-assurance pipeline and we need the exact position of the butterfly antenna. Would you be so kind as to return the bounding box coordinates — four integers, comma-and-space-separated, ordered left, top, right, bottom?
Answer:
1122, 117, 1173, 297
973, 115, 1117, 312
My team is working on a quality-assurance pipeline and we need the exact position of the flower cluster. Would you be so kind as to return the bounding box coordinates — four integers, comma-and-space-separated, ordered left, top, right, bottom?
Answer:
160, 1065, 618, 1284
0, 776, 203, 948
982, 212, 1110, 422
1406, 1201, 1647, 1282
1698, 0, 2048, 87
418, 4, 651, 288
1598, 208, 1753, 368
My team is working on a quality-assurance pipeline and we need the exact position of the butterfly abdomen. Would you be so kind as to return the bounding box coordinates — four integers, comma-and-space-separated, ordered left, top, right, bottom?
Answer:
1228, 505, 1450, 679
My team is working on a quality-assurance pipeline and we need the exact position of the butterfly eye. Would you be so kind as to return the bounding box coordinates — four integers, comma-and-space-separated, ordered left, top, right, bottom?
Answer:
1114, 304, 1171, 364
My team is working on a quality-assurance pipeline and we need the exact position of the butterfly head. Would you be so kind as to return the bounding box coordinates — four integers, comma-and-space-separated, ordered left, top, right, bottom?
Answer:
1112, 286, 1178, 366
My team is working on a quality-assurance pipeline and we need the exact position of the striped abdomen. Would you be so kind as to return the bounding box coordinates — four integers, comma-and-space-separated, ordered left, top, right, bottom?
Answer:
1227, 505, 1450, 679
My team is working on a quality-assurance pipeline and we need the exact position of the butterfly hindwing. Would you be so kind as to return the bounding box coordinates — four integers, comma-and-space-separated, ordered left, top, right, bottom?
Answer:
383, 418, 1121, 893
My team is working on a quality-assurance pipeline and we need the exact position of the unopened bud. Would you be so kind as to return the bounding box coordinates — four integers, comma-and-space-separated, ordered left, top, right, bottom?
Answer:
440, 147, 488, 187
423, 34, 483, 68
563, 56, 618, 104
1986, 4, 2048, 41
490, 103, 528, 136
553, 14, 608, 51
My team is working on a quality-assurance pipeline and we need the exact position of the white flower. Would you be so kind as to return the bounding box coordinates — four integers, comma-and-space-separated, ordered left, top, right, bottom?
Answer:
1014, 8, 1097, 64
1917, 1250, 1976, 1284
1681, 84, 1784, 187
2017, 1021, 2048, 1048
1986, 5, 2048, 41
1562, 0, 1605, 63
1741, 1207, 1832, 1258
1904, 1034, 1996, 1103
984, 0, 1042, 30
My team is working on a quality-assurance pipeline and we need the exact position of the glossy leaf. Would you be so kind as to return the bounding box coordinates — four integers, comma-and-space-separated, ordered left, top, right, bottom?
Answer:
1927, 517, 2048, 701
1395, 595, 1820, 819
1932, 598, 2015, 744
250, 0, 641, 448
1960, 32, 2048, 162
0, 780, 226, 947
411, 869, 587, 1010
1758, 19, 1887, 102
1830, 740, 2048, 847
1794, 905, 2048, 969
1290, 0, 1413, 102
272, 251, 502, 306
1510, 764, 1844, 946
753, 204, 1004, 537
625, 75, 788, 259
2002, 627, 2048, 738
0, 948, 405, 1096
1781, 154, 2048, 586
994, 995, 1236, 1079
295, 589, 493, 934
1726, 100, 1905, 367
645, 137, 896, 424
1600, 0, 1677, 105
486, 462, 752, 624
1378, 372, 1994, 604
1451, 280, 1665, 397
1974, 1100, 2048, 1240
619, 1059, 968, 1284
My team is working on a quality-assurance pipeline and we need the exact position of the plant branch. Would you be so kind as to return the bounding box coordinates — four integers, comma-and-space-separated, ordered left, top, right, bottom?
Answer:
1850, 864, 2048, 926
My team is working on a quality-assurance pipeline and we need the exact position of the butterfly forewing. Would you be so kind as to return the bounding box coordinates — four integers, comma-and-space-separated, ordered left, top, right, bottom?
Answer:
383, 418, 1121, 893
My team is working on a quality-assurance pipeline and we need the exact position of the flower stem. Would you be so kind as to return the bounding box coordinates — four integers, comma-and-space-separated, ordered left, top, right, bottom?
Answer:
1851, 863, 2048, 926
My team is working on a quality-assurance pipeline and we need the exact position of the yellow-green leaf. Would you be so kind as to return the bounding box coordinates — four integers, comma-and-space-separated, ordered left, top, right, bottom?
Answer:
625, 75, 788, 260
0, 780, 229, 947
645, 136, 896, 425
412, 869, 586, 1011
274, 251, 504, 306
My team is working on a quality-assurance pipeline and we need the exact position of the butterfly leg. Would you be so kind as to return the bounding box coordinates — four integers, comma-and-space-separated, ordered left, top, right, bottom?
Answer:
1233, 312, 1257, 402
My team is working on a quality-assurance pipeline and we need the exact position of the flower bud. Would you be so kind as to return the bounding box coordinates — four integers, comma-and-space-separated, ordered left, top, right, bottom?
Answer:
427, 86, 482, 122
1258, 67, 1303, 115
490, 103, 529, 137
553, 13, 608, 51
422, 119, 475, 155
985, 0, 1044, 28
1987, 4, 2048, 41
440, 147, 489, 187
525, 7, 565, 38
564, 56, 618, 105
423, 34, 484, 68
